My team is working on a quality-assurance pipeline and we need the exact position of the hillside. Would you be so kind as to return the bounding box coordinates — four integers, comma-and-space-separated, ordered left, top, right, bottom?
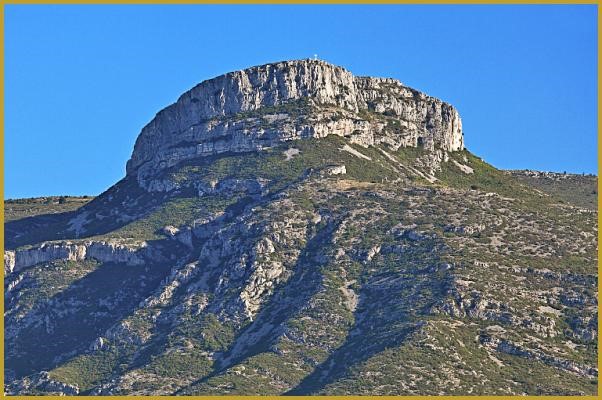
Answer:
4, 60, 598, 396
508, 170, 597, 211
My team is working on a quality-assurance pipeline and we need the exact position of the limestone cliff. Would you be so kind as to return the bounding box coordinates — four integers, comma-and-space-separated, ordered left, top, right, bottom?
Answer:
126, 59, 463, 186
4, 241, 149, 274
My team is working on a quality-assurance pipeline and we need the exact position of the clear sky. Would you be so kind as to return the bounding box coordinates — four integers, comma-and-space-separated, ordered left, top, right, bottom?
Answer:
5, 5, 598, 198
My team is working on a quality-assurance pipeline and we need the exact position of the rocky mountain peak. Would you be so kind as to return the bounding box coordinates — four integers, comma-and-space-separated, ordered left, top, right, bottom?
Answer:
126, 59, 464, 186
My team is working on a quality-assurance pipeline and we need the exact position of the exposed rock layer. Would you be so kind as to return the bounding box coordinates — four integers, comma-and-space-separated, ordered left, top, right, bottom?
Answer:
4, 241, 148, 274
126, 59, 463, 185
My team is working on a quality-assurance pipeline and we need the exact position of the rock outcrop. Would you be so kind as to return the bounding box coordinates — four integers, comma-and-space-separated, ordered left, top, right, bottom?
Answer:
4, 241, 149, 274
126, 59, 463, 186
6, 372, 80, 396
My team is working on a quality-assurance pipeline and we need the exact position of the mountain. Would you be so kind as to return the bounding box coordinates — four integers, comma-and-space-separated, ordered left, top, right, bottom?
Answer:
4, 59, 598, 395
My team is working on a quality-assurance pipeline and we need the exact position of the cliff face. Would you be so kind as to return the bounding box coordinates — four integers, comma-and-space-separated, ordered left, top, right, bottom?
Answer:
4, 241, 150, 274
126, 59, 463, 185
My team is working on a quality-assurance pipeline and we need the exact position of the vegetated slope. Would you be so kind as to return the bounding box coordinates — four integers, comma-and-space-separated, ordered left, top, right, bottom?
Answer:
5, 138, 597, 395
4, 60, 597, 396
508, 170, 598, 211
5, 197, 93, 222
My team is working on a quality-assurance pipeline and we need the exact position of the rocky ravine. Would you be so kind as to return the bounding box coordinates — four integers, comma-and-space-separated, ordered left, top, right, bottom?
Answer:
4, 60, 597, 396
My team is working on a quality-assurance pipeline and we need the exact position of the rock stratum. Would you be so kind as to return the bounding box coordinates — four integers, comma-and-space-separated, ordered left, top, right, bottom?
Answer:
4, 60, 597, 396
126, 59, 463, 187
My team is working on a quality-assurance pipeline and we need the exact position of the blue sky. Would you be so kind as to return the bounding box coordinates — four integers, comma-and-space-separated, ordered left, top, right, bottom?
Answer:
5, 5, 598, 198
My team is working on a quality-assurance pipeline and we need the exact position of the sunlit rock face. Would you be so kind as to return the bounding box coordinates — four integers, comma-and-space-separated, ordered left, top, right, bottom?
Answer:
126, 59, 464, 185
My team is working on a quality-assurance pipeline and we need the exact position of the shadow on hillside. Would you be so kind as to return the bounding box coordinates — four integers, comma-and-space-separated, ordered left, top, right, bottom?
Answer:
5, 238, 177, 380
4, 158, 312, 251
176, 219, 342, 394
5, 210, 79, 250
4, 177, 172, 250
285, 238, 454, 395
